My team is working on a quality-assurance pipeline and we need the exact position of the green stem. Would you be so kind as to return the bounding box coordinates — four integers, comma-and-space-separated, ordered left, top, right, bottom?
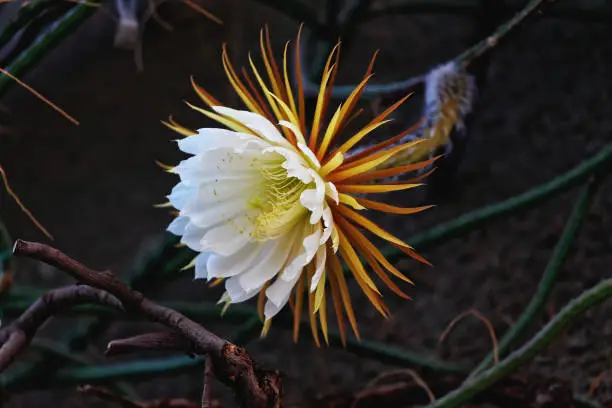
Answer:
52, 355, 205, 385
338, 336, 464, 373
0, 1, 101, 98
0, 217, 11, 275
30, 339, 139, 398
573, 395, 604, 408
0, 0, 55, 50
427, 278, 612, 408
455, 0, 546, 67
471, 179, 600, 375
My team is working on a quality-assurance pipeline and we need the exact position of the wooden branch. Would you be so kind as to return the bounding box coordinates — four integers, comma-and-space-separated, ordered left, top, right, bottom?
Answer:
0, 285, 123, 371
106, 332, 195, 356
6, 240, 282, 408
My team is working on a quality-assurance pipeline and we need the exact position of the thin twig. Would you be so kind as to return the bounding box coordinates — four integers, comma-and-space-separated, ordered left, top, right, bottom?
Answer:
0, 165, 53, 239
425, 278, 612, 408
181, 0, 223, 25
0, 285, 123, 370
106, 331, 195, 356
0, 0, 54, 50
439, 309, 499, 365
364, 368, 436, 403
0, 67, 79, 125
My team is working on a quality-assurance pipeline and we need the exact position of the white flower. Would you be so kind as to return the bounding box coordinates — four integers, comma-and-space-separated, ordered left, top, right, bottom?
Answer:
162, 27, 435, 345
168, 107, 333, 322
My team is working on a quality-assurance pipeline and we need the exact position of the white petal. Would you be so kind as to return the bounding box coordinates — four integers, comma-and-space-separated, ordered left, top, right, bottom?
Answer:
310, 245, 327, 292
263, 146, 313, 183
331, 224, 340, 253
206, 242, 262, 280
180, 222, 209, 252
167, 215, 189, 236
282, 223, 322, 281
182, 198, 246, 229
194, 252, 212, 279
320, 205, 334, 245
167, 183, 196, 210
200, 214, 253, 256
176, 146, 264, 187
174, 156, 206, 186
264, 271, 301, 319
297, 143, 321, 169
194, 178, 260, 205
278, 120, 306, 145
326, 182, 339, 204
212, 106, 292, 148
177, 129, 261, 155
225, 276, 263, 303
237, 236, 294, 292
300, 173, 326, 224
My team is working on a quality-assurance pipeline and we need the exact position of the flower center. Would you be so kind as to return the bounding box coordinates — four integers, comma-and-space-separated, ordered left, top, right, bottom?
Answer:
248, 156, 311, 241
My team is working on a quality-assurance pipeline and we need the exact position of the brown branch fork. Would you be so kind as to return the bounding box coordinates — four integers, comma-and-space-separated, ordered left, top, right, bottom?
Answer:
0, 240, 282, 408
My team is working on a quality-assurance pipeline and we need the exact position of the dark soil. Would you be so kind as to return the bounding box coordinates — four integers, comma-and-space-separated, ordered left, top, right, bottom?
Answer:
1, 1, 612, 407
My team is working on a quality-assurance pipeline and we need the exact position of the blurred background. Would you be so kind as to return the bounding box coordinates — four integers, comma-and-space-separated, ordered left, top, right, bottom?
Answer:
0, 0, 611, 406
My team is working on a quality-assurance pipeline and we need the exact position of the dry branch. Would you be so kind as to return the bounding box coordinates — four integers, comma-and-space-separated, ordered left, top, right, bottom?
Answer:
106, 331, 195, 356
1, 239, 282, 408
